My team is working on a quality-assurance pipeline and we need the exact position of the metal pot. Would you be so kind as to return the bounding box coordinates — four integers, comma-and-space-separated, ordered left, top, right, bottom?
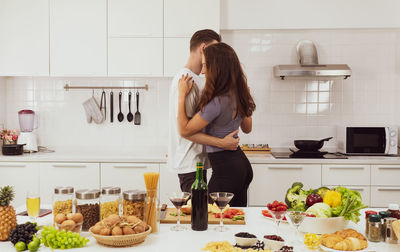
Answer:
2, 144, 25, 155
294, 137, 333, 151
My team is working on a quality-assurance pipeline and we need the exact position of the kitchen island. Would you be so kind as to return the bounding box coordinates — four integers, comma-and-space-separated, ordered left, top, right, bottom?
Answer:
0, 206, 398, 252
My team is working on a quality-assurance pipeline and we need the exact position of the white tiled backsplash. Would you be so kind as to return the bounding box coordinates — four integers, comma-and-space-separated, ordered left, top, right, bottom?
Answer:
1, 29, 400, 151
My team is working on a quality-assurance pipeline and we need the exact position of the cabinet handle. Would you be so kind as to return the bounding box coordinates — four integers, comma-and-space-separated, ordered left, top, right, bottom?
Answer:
378, 167, 400, 170
268, 166, 303, 170
347, 187, 364, 191
377, 188, 400, 192
52, 165, 87, 168
113, 165, 147, 169
329, 167, 365, 170
0, 164, 26, 168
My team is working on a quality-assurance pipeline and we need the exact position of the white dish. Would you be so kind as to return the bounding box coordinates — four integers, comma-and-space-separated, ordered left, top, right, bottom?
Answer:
320, 244, 370, 252
234, 236, 258, 247
263, 238, 285, 251
299, 216, 349, 234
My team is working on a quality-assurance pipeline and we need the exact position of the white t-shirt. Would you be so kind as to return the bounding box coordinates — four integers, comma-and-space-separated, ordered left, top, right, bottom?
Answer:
168, 68, 210, 174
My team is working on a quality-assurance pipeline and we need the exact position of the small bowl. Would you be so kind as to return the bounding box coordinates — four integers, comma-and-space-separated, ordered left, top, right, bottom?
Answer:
56, 222, 83, 233
263, 237, 285, 251
299, 216, 349, 234
234, 236, 258, 247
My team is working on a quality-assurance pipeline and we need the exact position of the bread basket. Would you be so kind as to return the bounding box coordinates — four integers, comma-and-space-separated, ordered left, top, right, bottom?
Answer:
89, 226, 152, 247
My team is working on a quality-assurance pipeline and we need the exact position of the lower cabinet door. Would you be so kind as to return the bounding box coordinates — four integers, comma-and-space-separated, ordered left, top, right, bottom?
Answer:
371, 186, 400, 207
0, 162, 40, 208
101, 163, 160, 193
39, 163, 100, 205
345, 186, 371, 207
248, 164, 321, 206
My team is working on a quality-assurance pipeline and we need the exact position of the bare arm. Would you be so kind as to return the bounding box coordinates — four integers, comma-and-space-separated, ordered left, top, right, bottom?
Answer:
185, 130, 240, 151
241, 116, 252, 134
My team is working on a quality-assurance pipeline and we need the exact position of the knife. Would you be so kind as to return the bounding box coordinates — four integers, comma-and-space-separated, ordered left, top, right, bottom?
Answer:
160, 203, 167, 220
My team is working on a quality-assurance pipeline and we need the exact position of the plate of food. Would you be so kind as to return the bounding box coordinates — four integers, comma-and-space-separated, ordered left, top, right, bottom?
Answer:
320, 229, 368, 251
261, 209, 288, 223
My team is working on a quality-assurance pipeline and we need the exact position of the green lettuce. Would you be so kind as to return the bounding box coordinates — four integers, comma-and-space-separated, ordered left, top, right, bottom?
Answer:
306, 203, 332, 218
331, 186, 367, 223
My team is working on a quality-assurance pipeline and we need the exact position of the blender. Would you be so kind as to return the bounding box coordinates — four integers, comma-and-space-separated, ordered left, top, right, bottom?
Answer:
17, 110, 39, 152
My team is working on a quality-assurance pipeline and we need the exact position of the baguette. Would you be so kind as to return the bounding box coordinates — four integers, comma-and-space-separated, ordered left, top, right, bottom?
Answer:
392, 220, 400, 241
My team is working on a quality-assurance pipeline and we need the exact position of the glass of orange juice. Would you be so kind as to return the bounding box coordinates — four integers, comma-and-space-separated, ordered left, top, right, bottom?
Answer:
26, 191, 40, 221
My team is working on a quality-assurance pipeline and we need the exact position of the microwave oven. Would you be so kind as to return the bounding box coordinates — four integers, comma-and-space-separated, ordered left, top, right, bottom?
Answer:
337, 127, 398, 155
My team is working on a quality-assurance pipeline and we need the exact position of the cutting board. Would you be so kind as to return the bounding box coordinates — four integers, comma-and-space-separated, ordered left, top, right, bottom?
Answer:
160, 208, 245, 225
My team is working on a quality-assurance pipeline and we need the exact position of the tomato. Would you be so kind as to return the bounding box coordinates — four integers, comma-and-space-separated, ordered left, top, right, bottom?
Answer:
216, 209, 244, 219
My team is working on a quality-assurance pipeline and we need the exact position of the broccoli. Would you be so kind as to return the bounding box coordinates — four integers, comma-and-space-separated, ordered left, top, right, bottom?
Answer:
285, 182, 309, 211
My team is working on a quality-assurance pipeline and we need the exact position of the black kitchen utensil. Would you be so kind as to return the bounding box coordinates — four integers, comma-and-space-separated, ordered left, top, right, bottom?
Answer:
117, 91, 124, 122
110, 91, 114, 122
2, 144, 25, 155
134, 91, 141, 125
127, 91, 133, 122
294, 137, 333, 151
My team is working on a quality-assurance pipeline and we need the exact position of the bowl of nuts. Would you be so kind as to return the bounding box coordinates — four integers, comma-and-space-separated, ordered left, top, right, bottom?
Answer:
54, 213, 84, 233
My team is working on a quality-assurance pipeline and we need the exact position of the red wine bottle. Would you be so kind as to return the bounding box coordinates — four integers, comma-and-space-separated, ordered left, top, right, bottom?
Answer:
191, 162, 208, 231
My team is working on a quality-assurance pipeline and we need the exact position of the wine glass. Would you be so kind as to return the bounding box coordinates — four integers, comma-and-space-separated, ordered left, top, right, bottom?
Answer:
26, 191, 40, 221
209, 192, 234, 232
285, 211, 305, 246
269, 208, 287, 235
168, 192, 191, 231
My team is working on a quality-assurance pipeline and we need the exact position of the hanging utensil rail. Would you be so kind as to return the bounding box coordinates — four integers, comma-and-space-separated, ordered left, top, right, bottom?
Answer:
64, 84, 149, 91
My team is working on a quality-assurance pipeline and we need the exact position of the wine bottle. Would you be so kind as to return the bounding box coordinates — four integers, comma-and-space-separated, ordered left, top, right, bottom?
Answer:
191, 162, 208, 231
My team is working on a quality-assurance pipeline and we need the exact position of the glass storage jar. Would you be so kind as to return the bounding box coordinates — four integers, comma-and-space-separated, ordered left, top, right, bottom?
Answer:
75, 189, 100, 231
53, 186, 74, 221
122, 190, 146, 220
368, 214, 382, 242
100, 186, 121, 220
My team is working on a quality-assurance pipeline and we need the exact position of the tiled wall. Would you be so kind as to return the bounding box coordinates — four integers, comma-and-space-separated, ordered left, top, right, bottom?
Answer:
3, 29, 400, 151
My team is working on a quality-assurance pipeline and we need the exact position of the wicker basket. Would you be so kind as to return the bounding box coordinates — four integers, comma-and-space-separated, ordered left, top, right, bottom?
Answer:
89, 226, 152, 247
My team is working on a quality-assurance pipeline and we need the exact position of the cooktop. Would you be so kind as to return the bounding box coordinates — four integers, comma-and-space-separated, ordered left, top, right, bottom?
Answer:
272, 152, 348, 159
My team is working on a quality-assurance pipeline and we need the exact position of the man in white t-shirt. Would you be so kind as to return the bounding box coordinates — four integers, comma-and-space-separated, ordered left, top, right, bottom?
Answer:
168, 29, 240, 192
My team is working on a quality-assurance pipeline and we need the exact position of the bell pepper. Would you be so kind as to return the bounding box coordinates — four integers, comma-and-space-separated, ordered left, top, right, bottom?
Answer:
323, 190, 342, 207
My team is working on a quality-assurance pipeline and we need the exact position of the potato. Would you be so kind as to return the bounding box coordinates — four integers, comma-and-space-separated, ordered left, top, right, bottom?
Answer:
66, 213, 74, 220
100, 228, 111, 236
133, 225, 145, 234
55, 213, 67, 224
91, 225, 102, 235
122, 226, 135, 235
104, 214, 120, 227
71, 213, 83, 224
126, 216, 140, 224
61, 220, 76, 231
111, 226, 123, 236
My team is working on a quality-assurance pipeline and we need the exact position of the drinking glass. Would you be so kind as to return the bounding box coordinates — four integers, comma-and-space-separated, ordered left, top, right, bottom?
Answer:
269, 209, 287, 235
26, 191, 40, 221
285, 211, 305, 245
209, 192, 234, 232
168, 192, 191, 231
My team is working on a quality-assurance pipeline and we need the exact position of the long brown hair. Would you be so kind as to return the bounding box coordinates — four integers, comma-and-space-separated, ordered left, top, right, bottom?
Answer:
197, 43, 255, 117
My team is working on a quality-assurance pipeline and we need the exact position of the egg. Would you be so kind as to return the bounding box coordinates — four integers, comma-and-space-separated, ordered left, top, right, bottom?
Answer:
100, 228, 111, 236
111, 226, 123, 236
55, 213, 67, 224
71, 213, 84, 224
61, 220, 76, 231
133, 225, 145, 234
122, 226, 135, 235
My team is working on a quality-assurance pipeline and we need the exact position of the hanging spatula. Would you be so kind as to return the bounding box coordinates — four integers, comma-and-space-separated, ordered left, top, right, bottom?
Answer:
134, 91, 141, 125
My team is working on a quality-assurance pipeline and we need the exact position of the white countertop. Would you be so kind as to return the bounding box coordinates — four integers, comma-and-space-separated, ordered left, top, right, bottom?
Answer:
1, 148, 400, 164
0, 206, 398, 252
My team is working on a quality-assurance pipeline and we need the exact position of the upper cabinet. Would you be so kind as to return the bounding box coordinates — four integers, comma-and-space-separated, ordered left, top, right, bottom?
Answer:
0, 0, 49, 76
164, 0, 220, 37
108, 0, 163, 37
50, 0, 107, 76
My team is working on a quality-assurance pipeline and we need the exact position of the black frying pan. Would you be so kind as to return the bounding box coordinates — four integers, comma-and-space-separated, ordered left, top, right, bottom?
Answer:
294, 137, 333, 151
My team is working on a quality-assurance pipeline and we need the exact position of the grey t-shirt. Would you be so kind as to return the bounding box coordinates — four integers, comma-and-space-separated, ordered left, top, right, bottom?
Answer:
199, 95, 242, 153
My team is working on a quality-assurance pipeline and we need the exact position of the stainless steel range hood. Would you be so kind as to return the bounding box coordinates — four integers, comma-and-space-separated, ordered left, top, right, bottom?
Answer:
273, 40, 351, 80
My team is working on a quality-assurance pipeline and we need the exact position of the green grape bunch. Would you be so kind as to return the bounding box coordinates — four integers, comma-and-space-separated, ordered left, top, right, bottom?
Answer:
41, 226, 89, 249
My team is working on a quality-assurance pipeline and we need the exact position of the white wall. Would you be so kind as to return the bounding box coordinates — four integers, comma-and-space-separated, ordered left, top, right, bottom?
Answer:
4, 29, 400, 151
0, 77, 6, 129
221, 0, 400, 30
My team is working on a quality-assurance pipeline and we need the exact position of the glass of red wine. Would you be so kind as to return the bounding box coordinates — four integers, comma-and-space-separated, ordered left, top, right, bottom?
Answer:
168, 192, 191, 231
209, 192, 234, 232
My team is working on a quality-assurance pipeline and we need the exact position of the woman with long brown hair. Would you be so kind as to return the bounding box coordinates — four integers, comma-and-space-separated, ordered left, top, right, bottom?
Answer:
177, 42, 256, 206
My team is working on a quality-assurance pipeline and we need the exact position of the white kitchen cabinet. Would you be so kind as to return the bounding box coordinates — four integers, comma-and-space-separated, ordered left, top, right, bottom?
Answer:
164, 0, 220, 37
101, 163, 160, 193
248, 164, 321, 206
371, 186, 400, 207
322, 164, 370, 186
164, 38, 190, 77
0, 0, 49, 76
0, 162, 40, 208
159, 164, 180, 204
346, 186, 371, 207
371, 165, 400, 186
108, 38, 163, 76
50, 0, 107, 76
39, 163, 100, 205
108, 0, 163, 38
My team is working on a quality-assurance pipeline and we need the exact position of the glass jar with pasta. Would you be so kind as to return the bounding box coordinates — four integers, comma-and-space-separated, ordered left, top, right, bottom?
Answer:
53, 186, 74, 223
100, 186, 121, 220
122, 190, 146, 220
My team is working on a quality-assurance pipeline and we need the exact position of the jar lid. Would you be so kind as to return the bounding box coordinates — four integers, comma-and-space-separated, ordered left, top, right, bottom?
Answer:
379, 211, 391, 219
123, 190, 146, 201
369, 214, 381, 222
365, 210, 377, 218
75, 189, 100, 199
388, 203, 399, 211
101, 186, 121, 195
54, 186, 74, 194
